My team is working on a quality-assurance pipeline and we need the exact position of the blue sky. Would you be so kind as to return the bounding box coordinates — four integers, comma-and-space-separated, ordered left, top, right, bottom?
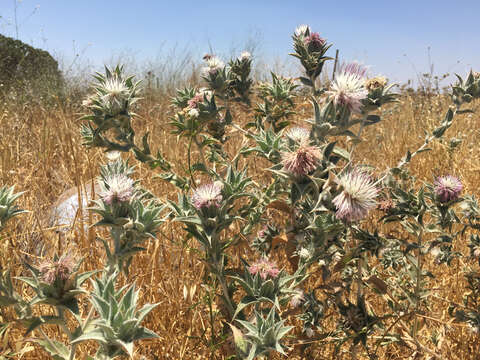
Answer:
0, 0, 479, 84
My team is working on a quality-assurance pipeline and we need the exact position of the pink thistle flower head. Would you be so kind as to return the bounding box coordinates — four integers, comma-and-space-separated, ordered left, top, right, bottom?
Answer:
39, 255, 76, 285
305, 32, 326, 51
192, 182, 223, 210
100, 174, 135, 205
248, 258, 280, 280
333, 169, 378, 222
281, 144, 321, 177
327, 71, 368, 113
339, 61, 369, 78
434, 175, 463, 203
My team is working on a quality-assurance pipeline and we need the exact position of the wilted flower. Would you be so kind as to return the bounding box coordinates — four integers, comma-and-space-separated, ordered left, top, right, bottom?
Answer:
100, 174, 135, 205
333, 169, 378, 222
238, 51, 251, 61
434, 175, 463, 203
285, 127, 310, 144
295, 24, 310, 37
192, 182, 223, 210
290, 288, 304, 308
365, 76, 388, 91
39, 255, 76, 285
281, 144, 321, 177
249, 258, 280, 280
305, 32, 326, 51
328, 72, 368, 113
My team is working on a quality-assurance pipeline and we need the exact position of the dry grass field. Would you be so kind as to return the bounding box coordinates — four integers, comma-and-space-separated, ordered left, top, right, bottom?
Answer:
1, 84, 480, 359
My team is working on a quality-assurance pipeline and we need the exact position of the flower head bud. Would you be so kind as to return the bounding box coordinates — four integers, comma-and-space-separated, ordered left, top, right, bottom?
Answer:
192, 182, 223, 210
333, 169, 378, 222
100, 174, 135, 205
248, 258, 280, 280
305, 32, 326, 52
295, 24, 310, 37
365, 76, 388, 92
434, 175, 463, 203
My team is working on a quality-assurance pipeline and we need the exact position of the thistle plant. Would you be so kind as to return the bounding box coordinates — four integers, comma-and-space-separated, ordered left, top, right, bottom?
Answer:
90, 159, 166, 274
19, 25, 475, 360
0, 185, 27, 231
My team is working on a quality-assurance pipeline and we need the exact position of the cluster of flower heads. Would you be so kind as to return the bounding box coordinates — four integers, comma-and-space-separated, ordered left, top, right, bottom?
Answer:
192, 182, 223, 210
248, 258, 280, 280
39, 255, 76, 284
100, 174, 135, 205
333, 169, 378, 222
434, 175, 463, 203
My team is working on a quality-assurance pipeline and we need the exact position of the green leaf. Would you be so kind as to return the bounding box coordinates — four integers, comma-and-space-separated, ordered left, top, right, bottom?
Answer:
29, 338, 70, 360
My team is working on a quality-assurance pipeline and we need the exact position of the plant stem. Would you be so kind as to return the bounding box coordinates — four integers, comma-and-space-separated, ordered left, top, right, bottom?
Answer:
413, 228, 423, 340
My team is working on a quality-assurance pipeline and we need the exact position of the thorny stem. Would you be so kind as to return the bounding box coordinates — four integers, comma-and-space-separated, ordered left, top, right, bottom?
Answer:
413, 228, 424, 340
56, 307, 77, 360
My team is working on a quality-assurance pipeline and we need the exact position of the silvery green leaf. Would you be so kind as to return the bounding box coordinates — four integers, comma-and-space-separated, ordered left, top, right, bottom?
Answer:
29, 338, 70, 360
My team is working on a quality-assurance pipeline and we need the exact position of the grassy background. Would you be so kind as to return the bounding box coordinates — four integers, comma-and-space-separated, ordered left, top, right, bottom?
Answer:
1, 70, 480, 359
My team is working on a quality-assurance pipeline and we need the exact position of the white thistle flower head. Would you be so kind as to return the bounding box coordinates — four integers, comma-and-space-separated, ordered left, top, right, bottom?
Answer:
188, 108, 200, 118
295, 24, 310, 37
328, 72, 368, 113
285, 127, 310, 144
100, 76, 130, 114
100, 174, 135, 205
103, 77, 129, 100
203, 56, 225, 76
105, 151, 122, 162
238, 51, 251, 61
192, 182, 223, 210
332, 169, 378, 222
